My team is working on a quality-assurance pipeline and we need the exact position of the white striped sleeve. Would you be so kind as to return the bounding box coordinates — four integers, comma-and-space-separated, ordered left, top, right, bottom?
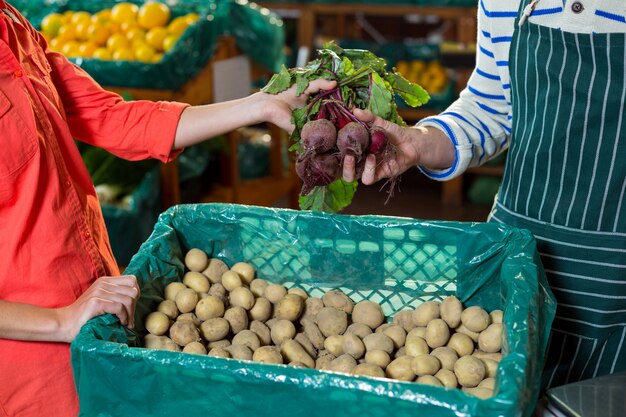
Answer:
417, 0, 513, 180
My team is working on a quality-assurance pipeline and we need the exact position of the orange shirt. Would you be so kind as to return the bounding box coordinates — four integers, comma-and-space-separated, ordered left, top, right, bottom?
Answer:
0, 2, 187, 416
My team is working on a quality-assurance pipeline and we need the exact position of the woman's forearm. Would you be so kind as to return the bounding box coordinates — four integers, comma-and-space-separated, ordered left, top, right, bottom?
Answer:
0, 300, 66, 342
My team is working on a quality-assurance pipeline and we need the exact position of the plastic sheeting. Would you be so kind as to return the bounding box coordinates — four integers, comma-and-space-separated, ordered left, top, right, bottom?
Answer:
71, 203, 556, 417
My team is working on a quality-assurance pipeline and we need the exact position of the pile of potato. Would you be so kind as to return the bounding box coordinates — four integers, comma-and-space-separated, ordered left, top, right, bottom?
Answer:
142, 248, 503, 399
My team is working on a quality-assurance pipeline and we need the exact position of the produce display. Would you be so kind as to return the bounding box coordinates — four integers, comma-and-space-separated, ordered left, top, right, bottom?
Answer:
394, 59, 449, 95
142, 247, 504, 398
263, 43, 430, 213
39, 2, 199, 62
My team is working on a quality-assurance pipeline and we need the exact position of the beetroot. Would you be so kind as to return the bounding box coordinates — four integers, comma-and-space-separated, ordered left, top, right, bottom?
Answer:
301, 119, 337, 154
296, 153, 341, 195
336, 122, 370, 161
368, 126, 388, 155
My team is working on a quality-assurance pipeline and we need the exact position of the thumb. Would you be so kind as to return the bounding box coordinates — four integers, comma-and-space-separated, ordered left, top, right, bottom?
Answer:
353, 108, 394, 130
306, 79, 337, 95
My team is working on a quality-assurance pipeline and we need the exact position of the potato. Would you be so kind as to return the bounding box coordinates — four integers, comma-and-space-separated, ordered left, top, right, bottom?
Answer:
221, 270, 242, 292
478, 323, 502, 353
157, 299, 179, 320
176, 312, 202, 327
375, 323, 393, 334
207, 283, 228, 304
265, 318, 278, 329
145, 311, 170, 336
183, 271, 210, 293
287, 287, 308, 299
316, 307, 348, 337
270, 319, 296, 345
301, 318, 325, 350
412, 354, 441, 376
230, 261, 255, 284
481, 358, 499, 378
454, 355, 486, 388
288, 361, 306, 367
395, 347, 406, 358
416, 375, 443, 386
207, 339, 231, 349
264, 283, 287, 304
195, 295, 225, 321
461, 306, 490, 333
208, 347, 230, 358
175, 288, 199, 314
329, 353, 357, 374
472, 350, 503, 363
425, 319, 451, 348
455, 324, 480, 343
351, 300, 384, 329
407, 327, 427, 340
169, 321, 200, 346
143, 334, 167, 349
224, 306, 248, 334
435, 369, 458, 388
386, 356, 416, 381
301, 297, 324, 320
430, 346, 459, 371
281, 339, 315, 368
316, 352, 336, 370
250, 320, 271, 346
322, 290, 354, 314
392, 310, 415, 332
382, 325, 407, 350
478, 377, 495, 390
324, 335, 345, 357
490, 309, 503, 324
152, 336, 181, 352
200, 317, 230, 342
352, 363, 385, 378
462, 387, 493, 399
232, 329, 261, 351
294, 333, 317, 359
253, 346, 283, 364
412, 301, 440, 327
249, 297, 272, 322
364, 350, 391, 369
202, 258, 228, 284
183, 341, 207, 355
276, 293, 304, 321
185, 248, 208, 272
229, 287, 255, 311
346, 323, 373, 339
225, 344, 253, 361
164, 282, 186, 302
440, 296, 463, 328
362, 333, 395, 355
249, 278, 268, 297
447, 333, 474, 357
404, 336, 429, 357
342, 333, 366, 359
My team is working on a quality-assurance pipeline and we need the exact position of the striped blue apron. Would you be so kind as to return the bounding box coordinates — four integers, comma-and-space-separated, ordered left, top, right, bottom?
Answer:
489, 0, 626, 389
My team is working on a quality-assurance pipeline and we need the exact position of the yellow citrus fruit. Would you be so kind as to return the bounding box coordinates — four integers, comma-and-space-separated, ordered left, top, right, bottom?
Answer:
110, 3, 139, 24
41, 13, 64, 38
167, 16, 189, 37
87, 24, 110, 46
74, 22, 90, 41
137, 2, 170, 30
105, 20, 122, 34
185, 13, 199, 25
133, 43, 155, 62
152, 52, 163, 63
49, 37, 65, 52
93, 47, 112, 60
61, 40, 80, 57
119, 20, 138, 33
106, 33, 129, 51
62, 10, 75, 23
56, 25, 76, 42
145, 26, 168, 50
112, 47, 134, 61
125, 27, 145, 42
70, 11, 92, 26
91, 9, 111, 24
78, 42, 98, 57
162, 34, 179, 52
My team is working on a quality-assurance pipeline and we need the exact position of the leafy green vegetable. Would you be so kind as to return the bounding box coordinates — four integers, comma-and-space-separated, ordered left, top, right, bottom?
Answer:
263, 42, 429, 213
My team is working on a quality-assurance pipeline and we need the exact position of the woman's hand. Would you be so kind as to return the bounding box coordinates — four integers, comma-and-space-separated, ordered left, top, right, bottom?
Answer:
262, 79, 337, 133
342, 109, 456, 185
57, 274, 140, 342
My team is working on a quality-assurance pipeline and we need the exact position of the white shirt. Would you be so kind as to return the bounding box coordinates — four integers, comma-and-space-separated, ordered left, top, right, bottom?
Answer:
418, 0, 626, 180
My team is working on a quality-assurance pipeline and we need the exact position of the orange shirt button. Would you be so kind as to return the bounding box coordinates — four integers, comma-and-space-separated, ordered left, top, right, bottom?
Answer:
14, 69, 23, 78
65, 180, 71, 187
84, 230, 90, 238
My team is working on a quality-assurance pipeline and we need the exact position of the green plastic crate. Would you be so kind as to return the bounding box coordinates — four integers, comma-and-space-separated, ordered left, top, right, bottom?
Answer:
71, 203, 555, 417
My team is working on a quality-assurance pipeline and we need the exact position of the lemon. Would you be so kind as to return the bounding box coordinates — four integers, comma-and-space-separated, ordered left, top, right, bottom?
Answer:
70, 11, 91, 26
49, 37, 65, 52
137, 2, 170, 30
106, 33, 129, 51
145, 26, 168, 51
185, 13, 200, 25
162, 34, 179, 52
91, 9, 111, 24
167, 16, 189, 37
110, 3, 138, 24
41, 13, 64, 38
93, 47, 112, 60
134, 43, 156, 62
87, 23, 110, 46
78, 42, 98, 57
152, 52, 163, 63
112, 47, 134, 61
125, 27, 146, 43
56, 25, 76, 42
61, 41, 80, 57
74, 22, 90, 41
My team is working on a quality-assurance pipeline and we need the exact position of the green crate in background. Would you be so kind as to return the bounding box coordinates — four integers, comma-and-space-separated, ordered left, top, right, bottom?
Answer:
72, 203, 555, 417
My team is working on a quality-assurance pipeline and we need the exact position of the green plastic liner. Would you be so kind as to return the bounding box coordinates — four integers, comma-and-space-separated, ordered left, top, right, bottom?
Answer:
71, 203, 555, 417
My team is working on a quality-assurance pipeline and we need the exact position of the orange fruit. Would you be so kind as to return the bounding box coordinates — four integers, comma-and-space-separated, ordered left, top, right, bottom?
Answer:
87, 24, 110, 46
162, 34, 179, 52
110, 3, 138, 24
74, 22, 90, 41
145, 26, 168, 51
106, 33, 129, 51
133, 43, 155, 62
125, 27, 145, 42
56, 25, 76, 42
91, 9, 111, 24
61, 41, 80, 57
112, 47, 134, 61
137, 2, 170, 30
78, 42, 98, 57
93, 47, 112, 60
49, 37, 65, 52
167, 16, 189, 37
40, 13, 64, 38
70, 11, 91, 26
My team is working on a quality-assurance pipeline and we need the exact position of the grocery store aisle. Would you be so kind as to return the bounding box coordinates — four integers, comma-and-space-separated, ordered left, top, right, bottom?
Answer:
342, 168, 492, 222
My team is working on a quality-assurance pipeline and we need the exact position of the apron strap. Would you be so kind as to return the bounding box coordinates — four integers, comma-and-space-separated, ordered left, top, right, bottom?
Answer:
519, 0, 543, 27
